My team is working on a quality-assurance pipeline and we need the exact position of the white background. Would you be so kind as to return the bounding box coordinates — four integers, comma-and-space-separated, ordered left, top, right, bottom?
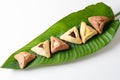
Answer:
0, 0, 120, 80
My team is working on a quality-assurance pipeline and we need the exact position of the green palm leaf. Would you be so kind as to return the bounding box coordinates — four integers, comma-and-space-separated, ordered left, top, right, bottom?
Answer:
2, 2, 120, 69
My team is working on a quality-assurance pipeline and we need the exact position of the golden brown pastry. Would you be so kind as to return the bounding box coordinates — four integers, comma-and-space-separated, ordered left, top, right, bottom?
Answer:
60, 27, 82, 44
80, 21, 97, 43
31, 40, 51, 58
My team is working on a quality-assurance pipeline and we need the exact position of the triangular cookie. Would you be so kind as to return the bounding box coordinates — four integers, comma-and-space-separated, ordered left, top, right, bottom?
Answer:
51, 36, 69, 54
31, 40, 51, 58
60, 27, 82, 44
88, 16, 109, 34
14, 52, 36, 69
80, 21, 97, 43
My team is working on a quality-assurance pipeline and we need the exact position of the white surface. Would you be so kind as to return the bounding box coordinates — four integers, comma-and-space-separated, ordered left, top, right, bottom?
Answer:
0, 0, 120, 80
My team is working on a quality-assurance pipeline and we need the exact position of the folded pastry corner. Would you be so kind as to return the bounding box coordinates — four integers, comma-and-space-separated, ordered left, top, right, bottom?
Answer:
51, 36, 69, 54
60, 27, 82, 44
14, 52, 36, 69
80, 21, 97, 43
31, 40, 51, 58
88, 16, 109, 34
